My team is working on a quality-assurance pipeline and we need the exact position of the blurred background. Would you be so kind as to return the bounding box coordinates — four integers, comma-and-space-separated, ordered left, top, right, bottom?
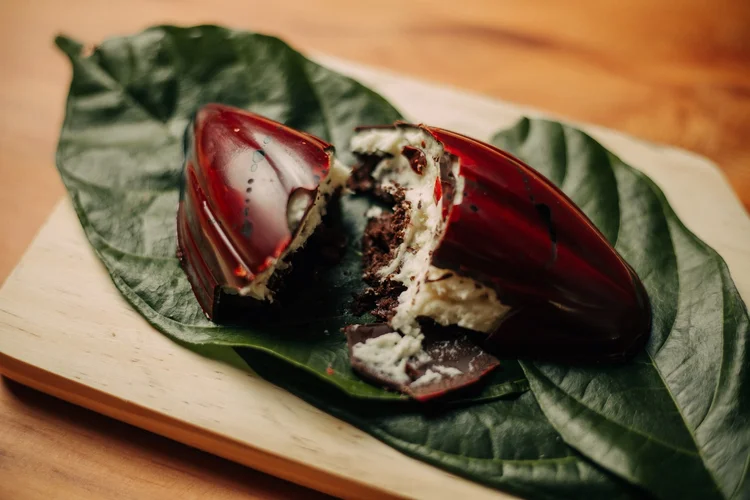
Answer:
2, 0, 749, 281
0, 0, 748, 498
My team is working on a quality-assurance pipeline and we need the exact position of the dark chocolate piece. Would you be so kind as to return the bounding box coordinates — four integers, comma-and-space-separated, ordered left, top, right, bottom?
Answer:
345, 323, 500, 401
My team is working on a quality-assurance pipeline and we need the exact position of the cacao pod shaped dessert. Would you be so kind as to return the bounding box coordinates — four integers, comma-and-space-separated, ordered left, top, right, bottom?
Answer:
346, 123, 651, 396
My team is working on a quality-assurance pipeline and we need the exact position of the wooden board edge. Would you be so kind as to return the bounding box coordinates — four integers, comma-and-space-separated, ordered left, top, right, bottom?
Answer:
0, 351, 407, 500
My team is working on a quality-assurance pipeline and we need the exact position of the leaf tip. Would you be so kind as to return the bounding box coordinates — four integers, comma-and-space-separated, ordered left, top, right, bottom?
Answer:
54, 34, 84, 60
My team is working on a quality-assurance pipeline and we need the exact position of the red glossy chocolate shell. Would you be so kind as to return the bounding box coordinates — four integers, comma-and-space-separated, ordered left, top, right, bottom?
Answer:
177, 104, 334, 318
426, 127, 652, 362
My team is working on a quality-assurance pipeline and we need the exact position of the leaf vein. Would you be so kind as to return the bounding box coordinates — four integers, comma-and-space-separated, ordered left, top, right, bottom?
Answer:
526, 363, 702, 457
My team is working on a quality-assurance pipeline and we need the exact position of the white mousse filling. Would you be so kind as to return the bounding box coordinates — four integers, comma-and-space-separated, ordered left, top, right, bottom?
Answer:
351, 127, 510, 341
351, 331, 431, 384
240, 159, 350, 301
409, 268, 510, 334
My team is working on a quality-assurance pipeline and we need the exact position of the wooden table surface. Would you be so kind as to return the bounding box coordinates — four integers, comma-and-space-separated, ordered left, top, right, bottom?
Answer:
1, 0, 748, 498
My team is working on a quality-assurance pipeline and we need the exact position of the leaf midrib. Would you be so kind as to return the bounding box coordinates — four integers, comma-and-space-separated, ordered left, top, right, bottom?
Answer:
298, 56, 335, 144
67, 53, 171, 135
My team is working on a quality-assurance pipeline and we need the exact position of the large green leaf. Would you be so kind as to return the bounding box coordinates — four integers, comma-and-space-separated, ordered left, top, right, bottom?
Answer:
54, 26, 528, 402
240, 349, 642, 500
493, 119, 750, 500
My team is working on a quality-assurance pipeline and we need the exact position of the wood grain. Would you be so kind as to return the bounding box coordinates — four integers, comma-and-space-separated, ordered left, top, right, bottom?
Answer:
0, 377, 330, 500
0, 197, 510, 500
0, 0, 749, 498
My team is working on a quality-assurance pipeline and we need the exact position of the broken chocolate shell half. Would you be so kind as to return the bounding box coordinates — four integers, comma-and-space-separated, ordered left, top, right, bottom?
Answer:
350, 123, 652, 364
177, 103, 349, 320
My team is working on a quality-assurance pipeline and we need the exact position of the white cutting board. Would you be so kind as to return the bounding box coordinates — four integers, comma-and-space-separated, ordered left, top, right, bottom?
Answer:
1, 56, 749, 500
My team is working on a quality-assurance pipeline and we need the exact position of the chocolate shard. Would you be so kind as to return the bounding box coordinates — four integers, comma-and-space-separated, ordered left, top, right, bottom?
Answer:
345, 323, 406, 391
177, 103, 347, 320
345, 323, 500, 401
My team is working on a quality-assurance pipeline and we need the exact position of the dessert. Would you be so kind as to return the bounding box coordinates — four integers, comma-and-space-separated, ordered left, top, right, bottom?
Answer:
177, 108, 651, 400
177, 104, 349, 320
347, 123, 652, 389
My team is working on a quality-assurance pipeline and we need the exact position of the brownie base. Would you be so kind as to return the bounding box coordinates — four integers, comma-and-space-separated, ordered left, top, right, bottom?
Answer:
348, 153, 400, 204
351, 157, 412, 321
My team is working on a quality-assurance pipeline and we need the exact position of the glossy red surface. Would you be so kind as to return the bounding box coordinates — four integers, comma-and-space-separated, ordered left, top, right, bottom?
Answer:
177, 104, 333, 318
427, 127, 652, 362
